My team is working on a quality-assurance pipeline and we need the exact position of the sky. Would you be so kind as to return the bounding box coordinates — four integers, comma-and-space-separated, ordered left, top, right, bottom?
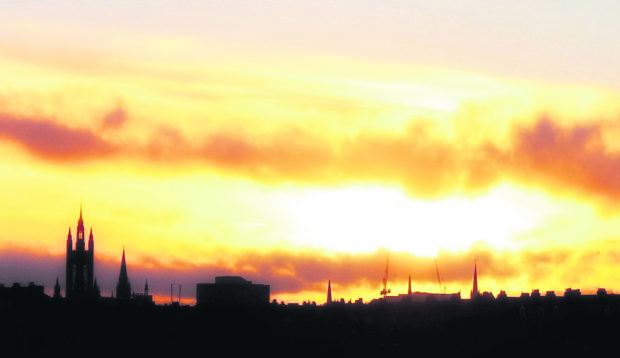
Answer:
1, 0, 620, 304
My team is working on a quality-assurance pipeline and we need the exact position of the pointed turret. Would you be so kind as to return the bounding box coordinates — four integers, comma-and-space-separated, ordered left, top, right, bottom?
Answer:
326, 280, 332, 304
66, 227, 73, 249
116, 248, 131, 299
88, 227, 94, 250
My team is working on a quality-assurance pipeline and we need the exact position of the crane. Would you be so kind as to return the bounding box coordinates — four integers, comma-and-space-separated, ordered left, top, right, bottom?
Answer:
435, 259, 444, 293
380, 253, 391, 298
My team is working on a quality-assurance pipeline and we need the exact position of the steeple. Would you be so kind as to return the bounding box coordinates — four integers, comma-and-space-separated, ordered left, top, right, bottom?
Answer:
471, 261, 479, 299
407, 275, 412, 295
77, 204, 85, 241
53, 277, 62, 299
326, 280, 332, 304
116, 248, 131, 299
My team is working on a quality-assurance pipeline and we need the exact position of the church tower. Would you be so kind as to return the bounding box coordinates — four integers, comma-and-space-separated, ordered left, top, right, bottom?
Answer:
65, 205, 95, 299
116, 248, 131, 299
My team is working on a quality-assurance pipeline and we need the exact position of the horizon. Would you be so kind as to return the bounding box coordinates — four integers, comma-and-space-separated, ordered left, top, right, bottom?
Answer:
2, 1, 620, 306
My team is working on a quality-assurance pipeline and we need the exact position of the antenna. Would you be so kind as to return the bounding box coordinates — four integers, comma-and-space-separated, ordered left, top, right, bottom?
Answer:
170, 283, 173, 304
434, 259, 443, 293
178, 284, 182, 304
380, 253, 391, 298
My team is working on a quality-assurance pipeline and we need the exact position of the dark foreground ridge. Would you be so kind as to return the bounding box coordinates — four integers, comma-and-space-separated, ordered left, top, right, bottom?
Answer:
2, 284, 620, 357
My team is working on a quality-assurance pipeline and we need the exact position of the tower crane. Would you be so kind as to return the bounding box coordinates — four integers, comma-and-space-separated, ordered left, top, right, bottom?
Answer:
380, 253, 391, 298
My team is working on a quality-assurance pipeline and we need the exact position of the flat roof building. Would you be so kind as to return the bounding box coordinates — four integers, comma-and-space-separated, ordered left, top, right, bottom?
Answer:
196, 276, 269, 306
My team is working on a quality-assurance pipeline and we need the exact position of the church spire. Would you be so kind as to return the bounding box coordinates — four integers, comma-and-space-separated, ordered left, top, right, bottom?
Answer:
116, 248, 131, 299
326, 280, 332, 304
53, 277, 62, 299
471, 261, 479, 299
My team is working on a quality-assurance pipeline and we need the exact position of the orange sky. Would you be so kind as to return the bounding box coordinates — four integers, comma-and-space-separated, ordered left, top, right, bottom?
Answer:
1, 1, 620, 304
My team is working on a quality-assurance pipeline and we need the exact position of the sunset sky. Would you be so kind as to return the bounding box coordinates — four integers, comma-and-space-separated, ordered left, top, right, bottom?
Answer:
1, 1, 620, 304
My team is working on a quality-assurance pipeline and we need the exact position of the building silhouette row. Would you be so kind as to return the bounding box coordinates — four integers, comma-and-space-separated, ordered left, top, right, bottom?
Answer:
5, 205, 618, 310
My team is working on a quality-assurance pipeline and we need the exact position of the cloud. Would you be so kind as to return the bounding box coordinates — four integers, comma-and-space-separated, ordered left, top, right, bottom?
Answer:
188, 116, 620, 203
2, 109, 620, 205
101, 105, 128, 130
510, 118, 620, 200
0, 114, 116, 160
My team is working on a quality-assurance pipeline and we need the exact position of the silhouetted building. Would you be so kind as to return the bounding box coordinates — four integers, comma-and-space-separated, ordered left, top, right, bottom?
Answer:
384, 291, 461, 303
132, 280, 154, 306
0, 282, 50, 313
116, 248, 131, 299
65, 205, 96, 299
564, 288, 581, 297
196, 276, 270, 305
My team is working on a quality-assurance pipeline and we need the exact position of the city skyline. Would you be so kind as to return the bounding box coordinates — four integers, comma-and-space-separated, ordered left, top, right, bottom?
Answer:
2, 1, 620, 304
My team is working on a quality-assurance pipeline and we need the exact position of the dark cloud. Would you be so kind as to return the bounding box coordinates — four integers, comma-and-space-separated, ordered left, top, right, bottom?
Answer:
0, 114, 115, 160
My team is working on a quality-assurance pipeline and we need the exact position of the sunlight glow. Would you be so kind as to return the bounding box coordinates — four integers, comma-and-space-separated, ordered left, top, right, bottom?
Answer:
285, 184, 553, 256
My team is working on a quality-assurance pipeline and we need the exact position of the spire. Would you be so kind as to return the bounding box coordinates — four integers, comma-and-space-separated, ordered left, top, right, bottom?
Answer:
471, 261, 479, 299
93, 278, 101, 298
78, 202, 83, 226
326, 280, 332, 304
67, 227, 72, 239
77, 203, 85, 240
144, 279, 149, 295
408, 275, 412, 295
121, 248, 127, 274
116, 248, 131, 299
89, 228, 93, 240
53, 277, 62, 299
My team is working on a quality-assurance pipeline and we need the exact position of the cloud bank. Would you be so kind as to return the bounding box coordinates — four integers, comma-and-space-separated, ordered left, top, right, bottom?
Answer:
2, 111, 619, 204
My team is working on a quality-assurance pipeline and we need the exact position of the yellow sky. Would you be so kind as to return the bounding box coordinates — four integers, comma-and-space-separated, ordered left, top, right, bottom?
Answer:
1, 2, 620, 304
